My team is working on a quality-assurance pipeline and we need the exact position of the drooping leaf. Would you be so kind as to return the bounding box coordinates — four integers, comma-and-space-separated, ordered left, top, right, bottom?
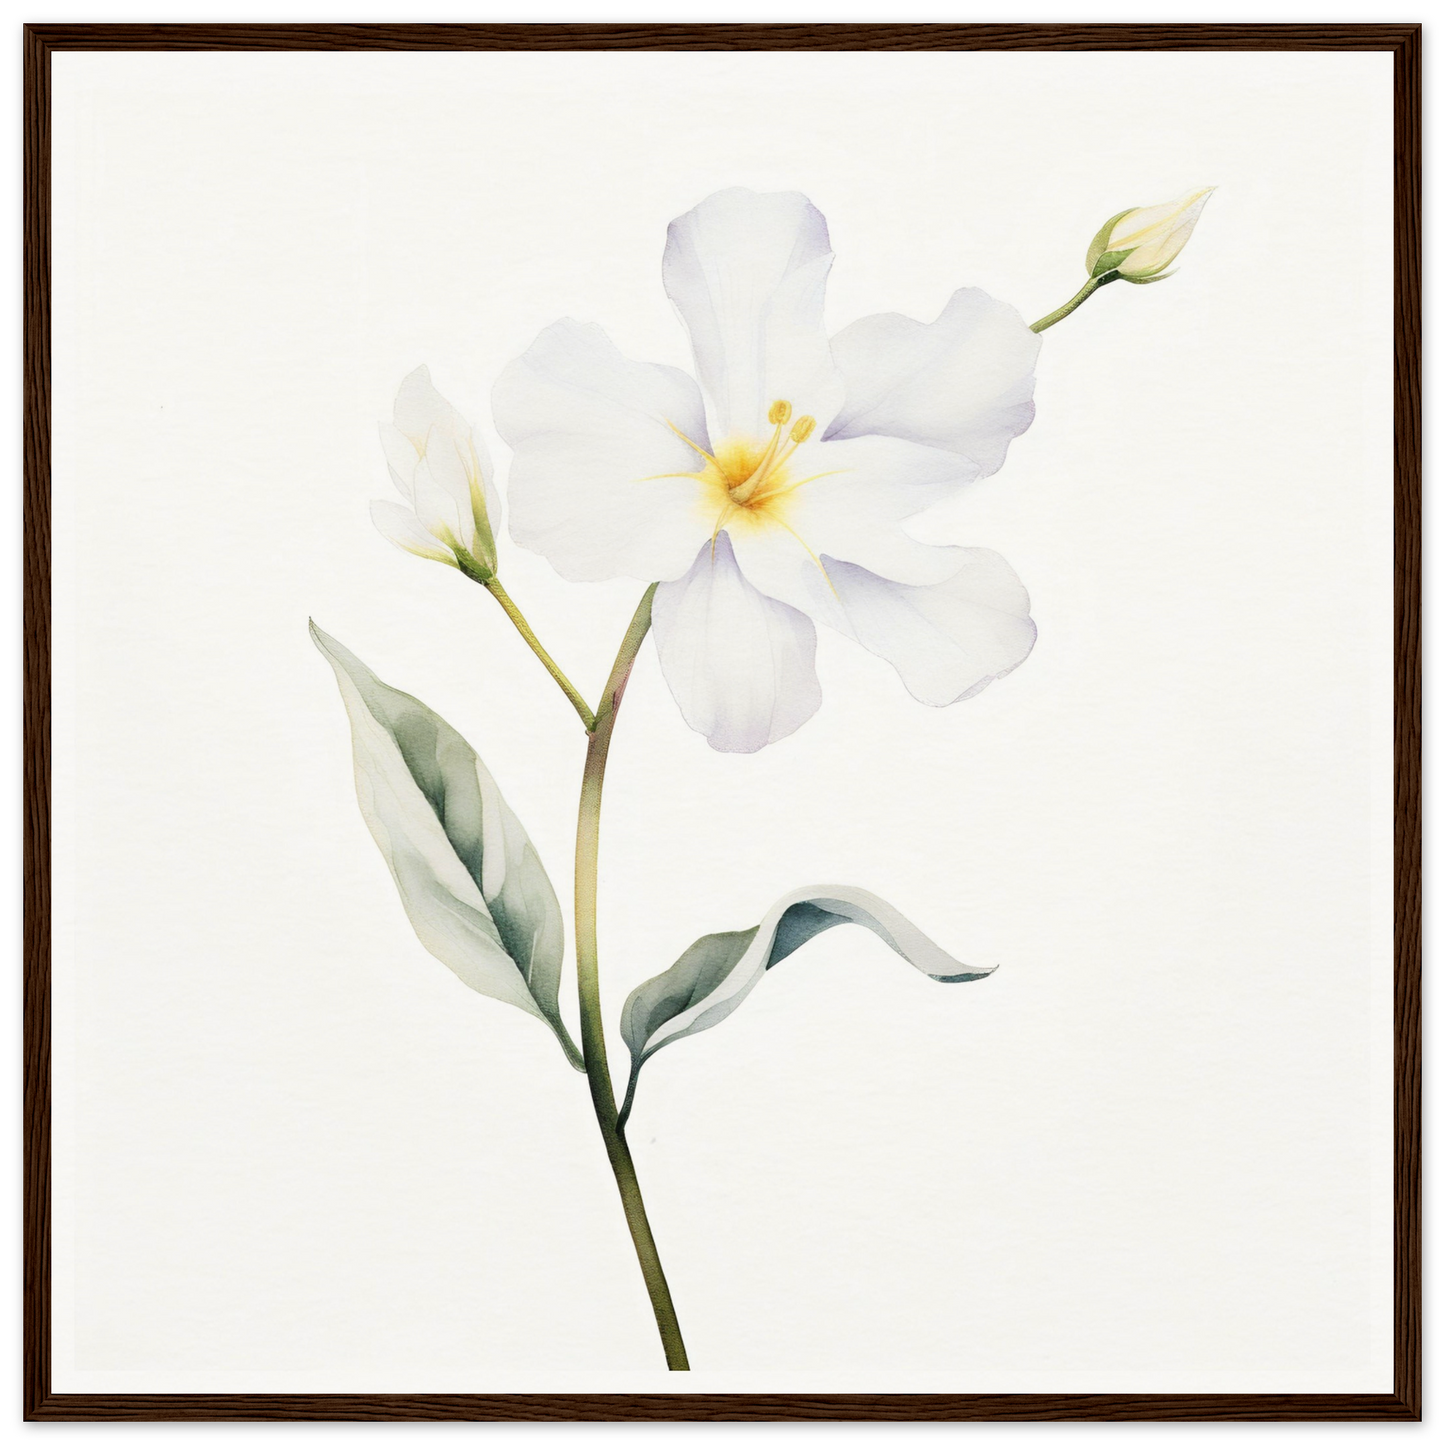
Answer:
311, 622, 582, 1068
617, 886, 993, 1124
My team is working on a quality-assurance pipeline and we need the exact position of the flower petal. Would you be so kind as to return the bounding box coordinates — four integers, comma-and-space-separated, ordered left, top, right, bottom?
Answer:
382, 369, 500, 569
380, 423, 421, 502
825, 289, 1041, 477
1115, 187, 1214, 277
411, 450, 475, 553
725, 435, 976, 628
393, 365, 470, 452
652, 534, 822, 753
825, 550, 1037, 706
371, 499, 458, 567
390, 367, 495, 511
662, 188, 845, 443
493, 320, 716, 583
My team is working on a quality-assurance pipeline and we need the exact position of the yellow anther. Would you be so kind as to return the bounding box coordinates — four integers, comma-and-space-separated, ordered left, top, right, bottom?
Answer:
768, 399, 793, 426
789, 415, 816, 445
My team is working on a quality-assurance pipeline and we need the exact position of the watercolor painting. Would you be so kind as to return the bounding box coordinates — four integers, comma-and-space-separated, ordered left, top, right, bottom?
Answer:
311, 185, 1212, 1371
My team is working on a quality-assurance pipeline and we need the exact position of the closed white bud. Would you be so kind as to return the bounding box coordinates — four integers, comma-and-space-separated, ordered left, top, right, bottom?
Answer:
372, 366, 499, 578
1086, 187, 1215, 284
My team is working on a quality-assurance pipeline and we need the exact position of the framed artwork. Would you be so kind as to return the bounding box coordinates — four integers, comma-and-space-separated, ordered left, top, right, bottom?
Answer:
24, 22, 1420, 1423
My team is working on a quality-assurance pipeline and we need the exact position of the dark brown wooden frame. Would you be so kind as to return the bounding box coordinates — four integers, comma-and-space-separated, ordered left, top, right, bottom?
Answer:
23, 22, 1421, 1423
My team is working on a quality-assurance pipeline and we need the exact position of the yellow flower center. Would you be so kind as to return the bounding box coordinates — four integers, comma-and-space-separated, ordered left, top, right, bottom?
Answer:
664, 399, 824, 523
645, 400, 844, 587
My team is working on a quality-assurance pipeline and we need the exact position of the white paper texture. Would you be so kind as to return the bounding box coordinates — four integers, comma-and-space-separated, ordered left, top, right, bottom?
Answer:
49, 48, 1394, 1394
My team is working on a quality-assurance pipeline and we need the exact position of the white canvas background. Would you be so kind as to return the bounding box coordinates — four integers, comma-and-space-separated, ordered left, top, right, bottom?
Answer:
48, 47, 1394, 1394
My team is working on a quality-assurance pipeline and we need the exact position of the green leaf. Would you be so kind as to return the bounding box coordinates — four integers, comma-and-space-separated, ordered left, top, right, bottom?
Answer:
617, 886, 994, 1126
311, 622, 582, 1068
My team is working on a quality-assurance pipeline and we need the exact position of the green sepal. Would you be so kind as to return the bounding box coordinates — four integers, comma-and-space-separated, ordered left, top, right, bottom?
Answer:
1085, 208, 1135, 273
454, 548, 497, 586
1090, 247, 1136, 279
469, 488, 499, 577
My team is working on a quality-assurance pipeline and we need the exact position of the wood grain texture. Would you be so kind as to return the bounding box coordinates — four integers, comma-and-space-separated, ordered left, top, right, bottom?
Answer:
23, 19, 54, 1433
14, 1390, 1430, 1423
22, 21, 1422, 1424
16, 21, 1421, 50
1390, 21, 1423, 1425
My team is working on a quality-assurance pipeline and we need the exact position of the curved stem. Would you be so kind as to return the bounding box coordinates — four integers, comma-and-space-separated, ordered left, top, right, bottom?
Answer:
574, 584, 689, 1370
1031, 271, 1120, 333
616, 1063, 641, 1135
462, 564, 596, 730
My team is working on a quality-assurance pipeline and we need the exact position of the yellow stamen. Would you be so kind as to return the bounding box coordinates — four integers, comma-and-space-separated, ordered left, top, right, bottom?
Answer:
637, 407, 848, 579
708, 501, 732, 559
729, 423, 787, 503
767, 468, 847, 499
665, 419, 717, 463
740, 428, 825, 505
771, 516, 841, 599
730, 398, 811, 504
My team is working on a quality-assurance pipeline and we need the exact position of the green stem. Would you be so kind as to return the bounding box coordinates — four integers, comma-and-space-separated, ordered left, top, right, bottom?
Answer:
574, 584, 689, 1371
616, 1064, 641, 1135
1030, 271, 1120, 333
460, 564, 596, 730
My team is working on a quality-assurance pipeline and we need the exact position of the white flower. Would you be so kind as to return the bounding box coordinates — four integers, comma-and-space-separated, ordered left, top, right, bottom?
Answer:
493, 188, 1040, 753
372, 366, 499, 577
1088, 187, 1215, 283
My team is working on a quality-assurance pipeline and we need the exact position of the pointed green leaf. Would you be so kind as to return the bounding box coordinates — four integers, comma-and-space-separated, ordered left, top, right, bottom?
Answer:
311, 622, 582, 1068
617, 886, 994, 1125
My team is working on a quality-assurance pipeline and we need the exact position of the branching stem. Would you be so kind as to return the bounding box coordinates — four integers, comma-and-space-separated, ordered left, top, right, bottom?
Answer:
483, 576, 596, 730
573, 584, 689, 1370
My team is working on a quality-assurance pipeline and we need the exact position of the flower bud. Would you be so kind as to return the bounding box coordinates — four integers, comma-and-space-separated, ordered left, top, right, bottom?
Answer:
373, 366, 499, 579
1085, 187, 1214, 284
